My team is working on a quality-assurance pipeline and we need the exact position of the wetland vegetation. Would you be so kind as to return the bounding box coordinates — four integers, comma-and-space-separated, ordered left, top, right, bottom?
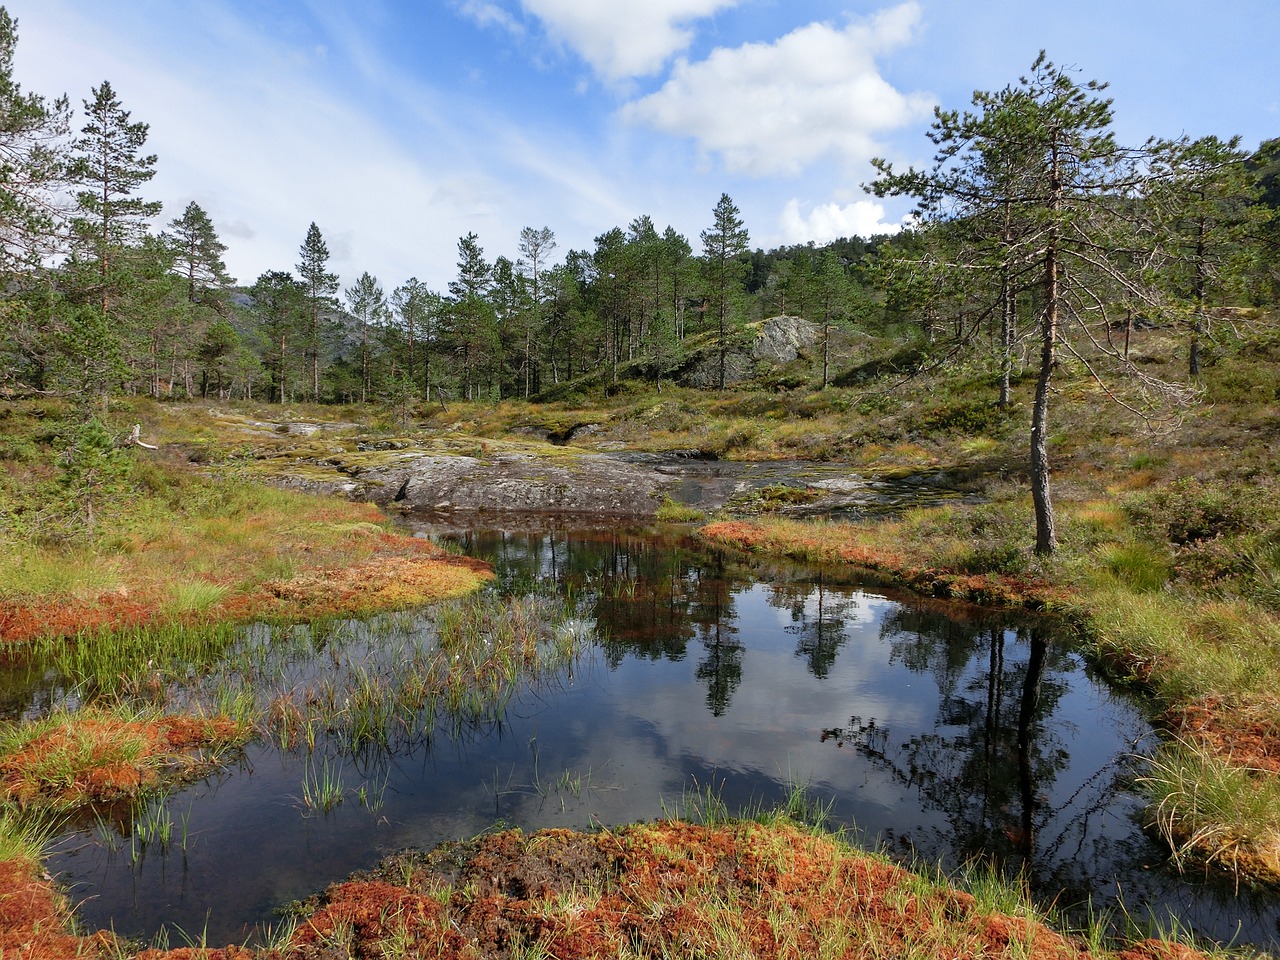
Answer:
3, 353, 1280, 959
2, 10, 1280, 955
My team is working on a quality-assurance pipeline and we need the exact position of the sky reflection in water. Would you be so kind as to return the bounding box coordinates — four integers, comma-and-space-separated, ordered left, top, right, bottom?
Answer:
43, 525, 1280, 951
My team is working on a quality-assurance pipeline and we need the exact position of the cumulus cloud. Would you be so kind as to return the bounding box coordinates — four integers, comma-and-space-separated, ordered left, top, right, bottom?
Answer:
622, 3, 934, 175
521, 0, 744, 80
779, 198, 908, 244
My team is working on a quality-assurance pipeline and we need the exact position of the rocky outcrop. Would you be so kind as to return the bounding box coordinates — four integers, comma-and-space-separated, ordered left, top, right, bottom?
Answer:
751, 315, 819, 363
676, 315, 820, 387
279, 451, 675, 517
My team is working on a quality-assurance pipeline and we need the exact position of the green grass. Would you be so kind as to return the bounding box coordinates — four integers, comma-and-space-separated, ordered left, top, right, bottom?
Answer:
0, 807, 57, 864
1089, 541, 1172, 592
300, 755, 346, 814
0, 546, 123, 600
163, 580, 232, 616
654, 496, 707, 523
1136, 740, 1280, 879
33, 620, 245, 701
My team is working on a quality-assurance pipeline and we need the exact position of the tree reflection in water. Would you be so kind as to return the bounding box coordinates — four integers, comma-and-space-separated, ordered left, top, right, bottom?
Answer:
818, 603, 1125, 899
408, 523, 1280, 949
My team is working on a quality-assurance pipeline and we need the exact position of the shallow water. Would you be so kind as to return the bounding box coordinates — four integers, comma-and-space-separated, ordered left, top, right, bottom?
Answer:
633, 455, 971, 516
37, 524, 1280, 952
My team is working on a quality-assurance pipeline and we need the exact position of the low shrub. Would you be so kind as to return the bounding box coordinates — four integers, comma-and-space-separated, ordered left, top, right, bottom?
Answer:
915, 398, 1007, 436
1127, 478, 1263, 546
954, 543, 1027, 575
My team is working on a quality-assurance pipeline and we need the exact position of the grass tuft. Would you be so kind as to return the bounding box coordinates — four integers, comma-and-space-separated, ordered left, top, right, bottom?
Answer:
1137, 739, 1280, 882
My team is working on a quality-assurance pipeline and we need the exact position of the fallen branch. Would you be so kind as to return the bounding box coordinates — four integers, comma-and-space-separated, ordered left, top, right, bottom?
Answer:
128, 424, 158, 450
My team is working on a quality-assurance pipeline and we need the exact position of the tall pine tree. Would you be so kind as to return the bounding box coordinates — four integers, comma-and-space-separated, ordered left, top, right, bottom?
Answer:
69, 80, 161, 323
871, 53, 1197, 554
700, 193, 749, 389
296, 222, 337, 400
162, 201, 234, 398
445, 232, 497, 401
344, 270, 387, 403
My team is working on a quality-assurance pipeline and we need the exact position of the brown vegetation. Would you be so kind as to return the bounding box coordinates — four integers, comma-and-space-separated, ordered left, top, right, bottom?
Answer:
114, 820, 1215, 960
0, 710, 245, 811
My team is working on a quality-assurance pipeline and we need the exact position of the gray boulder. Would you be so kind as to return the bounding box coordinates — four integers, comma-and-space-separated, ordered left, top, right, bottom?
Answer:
751, 315, 819, 363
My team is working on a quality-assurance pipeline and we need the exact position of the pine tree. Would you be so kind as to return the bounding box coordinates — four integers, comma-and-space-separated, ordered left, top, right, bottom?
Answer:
167, 201, 232, 301
58, 416, 132, 534
196, 318, 243, 399
660, 226, 694, 341
252, 269, 304, 403
813, 249, 856, 389
161, 202, 234, 397
1147, 135, 1265, 376
445, 232, 497, 401
871, 53, 1197, 554
296, 222, 337, 400
0, 6, 71, 392
591, 227, 628, 382
700, 193, 749, 389
69, 80, 161, 322
390, 277, 441, 403
517, 226, 556, 397
344, 270, 387, 403
0, 6, 69, 275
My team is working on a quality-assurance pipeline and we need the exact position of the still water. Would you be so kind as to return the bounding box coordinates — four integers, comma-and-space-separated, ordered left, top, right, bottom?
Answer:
44, 524, 1280, 951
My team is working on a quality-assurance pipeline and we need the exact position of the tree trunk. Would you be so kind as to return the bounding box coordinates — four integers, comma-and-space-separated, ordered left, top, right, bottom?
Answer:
1031, 152, 1061, 556
1189, 213, 1207, 377
822, 318, 831, 389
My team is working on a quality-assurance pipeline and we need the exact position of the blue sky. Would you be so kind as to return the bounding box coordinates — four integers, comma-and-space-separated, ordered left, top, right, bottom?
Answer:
9, 0, 1280, 294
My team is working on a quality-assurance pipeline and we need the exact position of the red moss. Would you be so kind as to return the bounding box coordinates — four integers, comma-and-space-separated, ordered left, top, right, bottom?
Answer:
1, 527, 491, 646
0, 713, 245, 809
241, 553, 492, 622
0, 857, 109, 960
699, 521, 1064, 610
0, 591, 157, 645
3, 820, 1221, 960
1165, 696, 1280, 775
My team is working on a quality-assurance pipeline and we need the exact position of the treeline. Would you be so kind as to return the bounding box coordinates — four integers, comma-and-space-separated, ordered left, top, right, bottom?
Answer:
1, 8, 1277, 412
0, 7, 889, 408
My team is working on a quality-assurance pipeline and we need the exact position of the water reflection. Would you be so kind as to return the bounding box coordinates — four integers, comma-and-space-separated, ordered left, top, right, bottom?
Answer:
28, 523, 1280, 952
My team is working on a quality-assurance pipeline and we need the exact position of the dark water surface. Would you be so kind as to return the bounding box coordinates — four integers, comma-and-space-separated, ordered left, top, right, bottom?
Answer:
41, 524, 1280, 952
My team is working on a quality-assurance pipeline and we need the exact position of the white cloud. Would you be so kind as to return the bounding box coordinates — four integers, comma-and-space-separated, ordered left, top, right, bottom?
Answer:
521, 0, 744, 80
778, 198, 907, 244
11, 0, 643, 291
453, 0, 525, 37
622, 3, 934, 176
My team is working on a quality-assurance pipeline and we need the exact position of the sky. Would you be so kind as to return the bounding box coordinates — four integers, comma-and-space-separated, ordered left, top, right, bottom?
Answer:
8, 0, 1280, 295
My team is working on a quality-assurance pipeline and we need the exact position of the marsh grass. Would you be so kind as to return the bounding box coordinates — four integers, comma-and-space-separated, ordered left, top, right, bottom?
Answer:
84, 593, 599, 764
128, 795, 192, 861
33, 621, 244, 701
1089, 542, 1172, 593
0, 807, 57, 864
163, 580, 231, 616
0, 547, 123, 600
300, 755, 346, 814
0, 707, 151, 804
653, 496, 707, 523
0, 702, 245, 822
1088, 590, 1280, 704
1136, 740, 1280, 880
